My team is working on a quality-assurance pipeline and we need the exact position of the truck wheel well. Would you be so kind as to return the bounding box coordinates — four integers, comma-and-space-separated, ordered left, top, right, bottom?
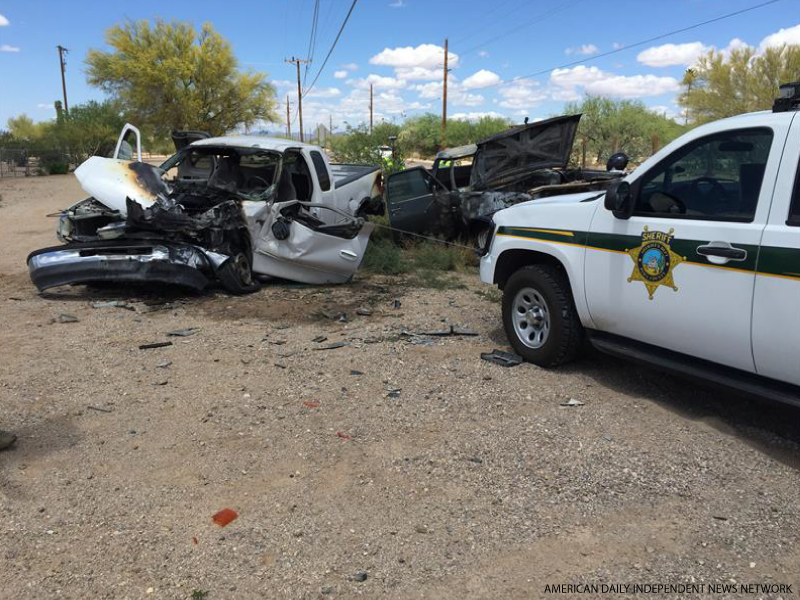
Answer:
494, 249, 567, 290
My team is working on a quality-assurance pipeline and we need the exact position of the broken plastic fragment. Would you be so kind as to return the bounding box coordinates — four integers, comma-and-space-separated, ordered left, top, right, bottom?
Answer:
303, 402, 320, 408
480, 349, 523, 367
167, 328, 199, 337
211, 508, 238, 527
336, 431, 351, 440
560, 398, 584, 407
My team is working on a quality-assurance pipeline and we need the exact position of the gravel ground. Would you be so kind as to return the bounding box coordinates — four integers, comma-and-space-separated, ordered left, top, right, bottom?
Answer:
1, 174, 799, 600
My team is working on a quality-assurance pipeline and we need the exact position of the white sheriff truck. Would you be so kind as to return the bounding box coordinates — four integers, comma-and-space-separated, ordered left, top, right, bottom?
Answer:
480, 83, 800, 405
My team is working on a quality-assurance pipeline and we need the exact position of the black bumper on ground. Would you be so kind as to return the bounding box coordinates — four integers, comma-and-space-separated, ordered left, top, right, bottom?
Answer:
27, 240, 227, 292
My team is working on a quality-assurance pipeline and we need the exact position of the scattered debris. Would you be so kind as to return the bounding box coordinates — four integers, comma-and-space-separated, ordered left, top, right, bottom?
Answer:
167, 327, 199, 337
303, 402, 320, 408
350, 571, 368, 582
92, 300, 135, 311
314, 341, 349, 351
139, 341, 173, 350
211, 508, 238, 527
386, 388, 402, 399
392, 299, 402, 309
336, 431, 351, 440
560, 398, 585, 407
87, 405, 113, 413
274, 362, 288, 369
0, 430, 18, 451
56, 314, 79, 324
312, 335, 328, 343
467, 456, 483, 464
712, 515, 729, 521
420, 325, 479, 337
350, 370, 364, 376
356, 307, 372, 316
480, 349, 522, 367
152, 380, 169, 386
156, 359, 172, 369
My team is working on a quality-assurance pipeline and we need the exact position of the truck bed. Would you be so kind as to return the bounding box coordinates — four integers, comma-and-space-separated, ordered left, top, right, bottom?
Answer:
330, 164, 381, 189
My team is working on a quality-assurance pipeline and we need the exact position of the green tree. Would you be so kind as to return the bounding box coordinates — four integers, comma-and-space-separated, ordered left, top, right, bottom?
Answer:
330, 121, 406, 174
57, 100, 127, 161
564, 97, 685, 165
85, 19, 278, 137
678, 44, 800, 125
7, 114, 46, 141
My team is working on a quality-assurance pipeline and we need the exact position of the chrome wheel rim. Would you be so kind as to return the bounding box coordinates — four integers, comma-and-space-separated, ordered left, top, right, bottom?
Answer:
512, 287, 550, 349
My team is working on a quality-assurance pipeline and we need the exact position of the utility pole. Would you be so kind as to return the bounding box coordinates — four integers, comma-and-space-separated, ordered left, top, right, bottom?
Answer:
369, 84, 374, 134
57, 45, 69, 114
286, 95, 291, 138
441, 38, 449, 147
285, 57, 311, 142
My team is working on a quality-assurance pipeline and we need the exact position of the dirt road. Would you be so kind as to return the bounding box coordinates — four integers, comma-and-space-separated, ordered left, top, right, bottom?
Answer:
1, 174, 799, 599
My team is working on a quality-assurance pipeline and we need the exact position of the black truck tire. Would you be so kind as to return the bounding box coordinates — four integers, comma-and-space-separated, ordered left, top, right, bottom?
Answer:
501, 264, 583, 367
217, 251, 261, 295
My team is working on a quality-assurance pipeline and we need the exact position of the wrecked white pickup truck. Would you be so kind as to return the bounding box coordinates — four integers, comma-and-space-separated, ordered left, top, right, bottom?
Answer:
28, 126, 384, 293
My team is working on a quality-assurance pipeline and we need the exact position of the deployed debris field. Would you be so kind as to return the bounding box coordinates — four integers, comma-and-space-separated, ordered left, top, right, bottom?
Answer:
1, 175, 800, 599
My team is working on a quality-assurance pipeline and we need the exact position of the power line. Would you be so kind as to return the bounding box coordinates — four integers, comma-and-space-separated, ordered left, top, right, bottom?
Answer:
460, 0, 584, 57
480, 0, 783, 92
303, 0, 359, 97
303, 0, 321, 86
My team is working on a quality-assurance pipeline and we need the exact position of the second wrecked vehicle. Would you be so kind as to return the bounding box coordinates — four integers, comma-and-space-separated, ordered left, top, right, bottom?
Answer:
28, 125, 385, 293
385, 114, 628, 242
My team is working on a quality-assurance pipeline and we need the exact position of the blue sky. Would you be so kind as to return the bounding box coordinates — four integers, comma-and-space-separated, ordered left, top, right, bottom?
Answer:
0, 0, 797, 131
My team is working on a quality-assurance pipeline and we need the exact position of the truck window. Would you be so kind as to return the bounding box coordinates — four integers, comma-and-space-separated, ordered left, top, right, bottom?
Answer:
388, 169, 433, 204
788, 157, 800, 227
310, 151, 331, 192
635, 128, 773, 222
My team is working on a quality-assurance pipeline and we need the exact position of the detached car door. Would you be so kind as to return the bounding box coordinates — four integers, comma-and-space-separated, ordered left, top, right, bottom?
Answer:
585, 121, 787, 373
386, 167, 446, 235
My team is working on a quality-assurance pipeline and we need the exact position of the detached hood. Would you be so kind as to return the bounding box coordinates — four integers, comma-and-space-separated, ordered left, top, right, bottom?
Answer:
471, 113, 581, 191
74, 157, 169, 214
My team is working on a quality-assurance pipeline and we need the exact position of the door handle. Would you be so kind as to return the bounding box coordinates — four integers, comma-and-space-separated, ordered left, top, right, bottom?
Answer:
696, 241, 747, 262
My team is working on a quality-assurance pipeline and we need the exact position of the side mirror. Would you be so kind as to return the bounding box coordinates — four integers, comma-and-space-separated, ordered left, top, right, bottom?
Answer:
604, 180, 634, 219
606, 152, 629, 172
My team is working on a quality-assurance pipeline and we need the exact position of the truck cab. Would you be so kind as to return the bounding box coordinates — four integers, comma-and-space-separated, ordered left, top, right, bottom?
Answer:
480, 83, 800, 404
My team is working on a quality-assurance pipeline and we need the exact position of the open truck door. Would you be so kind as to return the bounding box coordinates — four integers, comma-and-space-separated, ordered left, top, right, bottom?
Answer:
113, 124, 142, 162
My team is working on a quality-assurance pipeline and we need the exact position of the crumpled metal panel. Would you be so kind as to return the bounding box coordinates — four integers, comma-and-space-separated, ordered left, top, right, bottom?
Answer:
74, 157, 170, 213
252, 201, 373, 284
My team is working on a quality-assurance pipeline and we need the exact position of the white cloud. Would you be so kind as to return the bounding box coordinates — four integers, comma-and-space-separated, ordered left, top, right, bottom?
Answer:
389, 0, 407, 7
394, 66, 440, 81
412, 81, 441, 99
334, 70, 348, 79
462, 69, 501, 89
721, 37, 751, 59
758, 23, 800, 53
0, 44, 19, 53
272, 79, 292, 88
550, 65, 679, 99
565, 44, 598, 56
648, 104, 679, 120
451, 90, 485, 107
306, 87, 341, 99
637, 42, 708, 67
612, 42, 624, 50
0, 13, 8, 26
451, 111, 504, 121
498, 80, 547, 110
37, 103, 54, 110
370, 43, 458, 70
355, 74, 407, 90
340, 63, 358, 71
478, 50, 489, 58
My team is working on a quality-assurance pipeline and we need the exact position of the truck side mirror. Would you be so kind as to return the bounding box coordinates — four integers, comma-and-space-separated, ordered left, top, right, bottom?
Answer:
604, 180, 634, 219
606, 152, 629, 172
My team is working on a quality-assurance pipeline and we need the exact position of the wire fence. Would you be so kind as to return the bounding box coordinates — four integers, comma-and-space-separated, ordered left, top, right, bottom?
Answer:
0, 148, 30, 178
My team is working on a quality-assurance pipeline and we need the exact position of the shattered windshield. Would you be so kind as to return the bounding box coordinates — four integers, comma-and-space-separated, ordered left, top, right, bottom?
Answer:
160, 146, 281, 201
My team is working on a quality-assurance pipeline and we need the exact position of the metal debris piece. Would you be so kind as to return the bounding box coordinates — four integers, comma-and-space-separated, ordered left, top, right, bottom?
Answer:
560, 398, 584, 407
480, 349, 522, 367
139, 341, 173, 350
92, 300, 135, 311
274, 362, 288, 369
356, 307, 372, 316
386, 388, 401, 398
350, 370, 364, 376
313, 341, 349, 351
312, 336, 328, 343
392, 299, 402, 309
86, 405, 113, 413
166, 327, 199, 337
156, 360, 172, 368
56, 314, 79, 323
420, 325, 479, 337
